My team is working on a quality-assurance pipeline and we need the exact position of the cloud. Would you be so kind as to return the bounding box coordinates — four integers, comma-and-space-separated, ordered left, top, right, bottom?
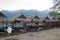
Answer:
0, 0, 53, 11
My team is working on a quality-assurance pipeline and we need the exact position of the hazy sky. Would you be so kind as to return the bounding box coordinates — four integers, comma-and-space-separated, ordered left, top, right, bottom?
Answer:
0, 0, 53, 11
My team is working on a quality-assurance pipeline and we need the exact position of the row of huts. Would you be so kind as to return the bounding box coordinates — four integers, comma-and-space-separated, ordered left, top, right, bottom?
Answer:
0, 11, 60, 32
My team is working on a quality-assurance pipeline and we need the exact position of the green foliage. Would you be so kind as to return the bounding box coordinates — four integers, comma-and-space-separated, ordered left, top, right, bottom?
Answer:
49, 11, 60, 17
49, 0, 60, 17
49, 11, 57, 17
52, 0, 60, 12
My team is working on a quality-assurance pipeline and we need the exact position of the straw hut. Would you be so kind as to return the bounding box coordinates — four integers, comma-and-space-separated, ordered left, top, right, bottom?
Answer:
26, 15, 48, 30
32, 15, 40, 25
27, 15, 40, 26
49, 17, 60, 27
27, 15, 47, 26
44, 16, 52, 22
26, 15, 43, 29
42, 16, 54, 27
0, 12, 7, 27
11, 14, 25, 27
42, 16, 60, 28
54, 17, 60, 26
0, 12, 7, 33
9, 14, 31, 31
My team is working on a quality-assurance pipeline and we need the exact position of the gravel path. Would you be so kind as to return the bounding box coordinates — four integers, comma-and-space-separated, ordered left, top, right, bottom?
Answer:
0, 28, 60, 40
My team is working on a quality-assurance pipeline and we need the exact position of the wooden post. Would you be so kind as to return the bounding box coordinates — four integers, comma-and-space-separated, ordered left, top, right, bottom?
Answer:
15, 22, 16, 27
5, 21, 7, 27
2, 18, 3, 27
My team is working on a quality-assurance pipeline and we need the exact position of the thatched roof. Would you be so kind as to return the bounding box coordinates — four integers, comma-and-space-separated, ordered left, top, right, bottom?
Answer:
16, 19, 31, 22
0, 12, 7, 18
33, 15, 40, 19
7, 18, 15, 23
10, 14, 60, 23
12, 14, 26, 19
18, 14, 26, 19
27, 15, 35, 20
43, 16, 60, 22
27, 15, 40, 19
45, 16, 49, 20
0, 12, 7, 22
42, 16, 53, 22
10, 14, 31, 22
27, 15, 45, 22
27, 15, 39, 22
7, 14, 20, 23
39, 16, 46, 22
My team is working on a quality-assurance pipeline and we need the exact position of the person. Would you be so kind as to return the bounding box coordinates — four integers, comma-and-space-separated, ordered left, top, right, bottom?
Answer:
6, 26, 12, 35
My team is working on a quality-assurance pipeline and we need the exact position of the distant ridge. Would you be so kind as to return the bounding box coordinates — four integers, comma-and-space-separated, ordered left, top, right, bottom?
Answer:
1, 9, 49, 18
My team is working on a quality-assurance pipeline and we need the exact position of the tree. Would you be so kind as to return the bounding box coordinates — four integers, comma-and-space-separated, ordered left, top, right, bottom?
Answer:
53, 0, 60, 4
49, 11, 57, 17
51, 0, 60, 12
49, 0, 60, 17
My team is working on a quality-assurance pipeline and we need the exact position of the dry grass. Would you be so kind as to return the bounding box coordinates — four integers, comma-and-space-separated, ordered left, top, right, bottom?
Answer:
0, 31, 25, 38
1, 28, 60, 40
0, 29, 38, 38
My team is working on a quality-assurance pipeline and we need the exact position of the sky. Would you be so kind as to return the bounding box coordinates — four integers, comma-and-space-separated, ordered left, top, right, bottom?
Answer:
0, 0, 53, 11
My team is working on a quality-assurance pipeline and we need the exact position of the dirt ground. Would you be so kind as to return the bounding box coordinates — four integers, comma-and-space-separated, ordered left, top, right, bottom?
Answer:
0, 28, 60, 40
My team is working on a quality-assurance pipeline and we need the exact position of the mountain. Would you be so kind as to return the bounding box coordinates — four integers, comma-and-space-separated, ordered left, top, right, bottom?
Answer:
1, 9, 49, 18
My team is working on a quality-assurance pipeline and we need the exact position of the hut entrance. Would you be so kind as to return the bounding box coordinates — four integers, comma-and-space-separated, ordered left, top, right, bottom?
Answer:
13, 20, 24, 27
34, 21, 39, 25
31, 19, 40, 26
